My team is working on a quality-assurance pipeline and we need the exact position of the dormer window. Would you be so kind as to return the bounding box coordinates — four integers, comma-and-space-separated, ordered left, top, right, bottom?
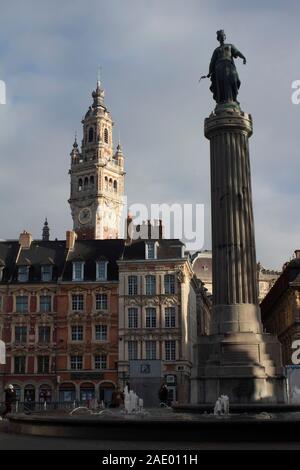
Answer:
96, 261, 108, 281
18, 266, 29, 282
72, 261, 84, 281
146, 242, 156, 260
41, 265, 53, 282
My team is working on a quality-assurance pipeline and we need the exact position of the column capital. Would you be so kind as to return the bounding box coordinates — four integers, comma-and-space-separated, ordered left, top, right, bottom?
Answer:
204, 108, 253, 139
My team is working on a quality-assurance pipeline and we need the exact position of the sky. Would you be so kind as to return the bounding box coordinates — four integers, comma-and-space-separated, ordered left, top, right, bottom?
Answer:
0, 0, 299, 270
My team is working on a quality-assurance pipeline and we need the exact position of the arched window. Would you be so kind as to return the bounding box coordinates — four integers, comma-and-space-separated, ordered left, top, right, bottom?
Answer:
113, 180, 117, 193
104, 176, 108, 191
104, 128, 109, 144
109, 178, 113, 191
90, 175, 94, 186
84, 177, 88, 189
78, 178, 83, 191
88, 127, 94, 142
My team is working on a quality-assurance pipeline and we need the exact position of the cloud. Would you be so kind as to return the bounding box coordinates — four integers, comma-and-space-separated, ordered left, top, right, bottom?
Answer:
0, 0, 299, 269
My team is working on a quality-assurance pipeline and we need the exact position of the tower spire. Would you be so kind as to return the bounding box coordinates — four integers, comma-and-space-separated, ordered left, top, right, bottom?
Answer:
42, 218, 50, 241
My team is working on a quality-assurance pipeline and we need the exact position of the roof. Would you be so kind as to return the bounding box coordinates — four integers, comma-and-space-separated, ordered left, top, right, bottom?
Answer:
62, 239, 125, 282
122, 239, 184, 261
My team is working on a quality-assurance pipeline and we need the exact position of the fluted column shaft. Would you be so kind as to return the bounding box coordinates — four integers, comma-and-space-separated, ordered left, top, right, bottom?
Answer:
205, 110, 261, 334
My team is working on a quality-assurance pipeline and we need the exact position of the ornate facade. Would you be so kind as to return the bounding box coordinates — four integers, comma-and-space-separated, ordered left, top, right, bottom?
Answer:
261, 251, 300, 365
118, 236, 210, 406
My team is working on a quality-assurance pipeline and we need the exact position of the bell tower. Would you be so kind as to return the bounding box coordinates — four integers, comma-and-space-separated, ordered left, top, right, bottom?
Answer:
68, 80, 125, 239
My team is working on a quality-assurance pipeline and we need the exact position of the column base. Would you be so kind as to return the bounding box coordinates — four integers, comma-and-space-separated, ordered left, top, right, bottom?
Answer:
193, 331, 286, 404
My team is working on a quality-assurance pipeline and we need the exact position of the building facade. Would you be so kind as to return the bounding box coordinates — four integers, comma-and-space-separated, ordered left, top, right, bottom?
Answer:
261, 251, 300, 366
0, 231, 122, 405
118, 236, 209, 406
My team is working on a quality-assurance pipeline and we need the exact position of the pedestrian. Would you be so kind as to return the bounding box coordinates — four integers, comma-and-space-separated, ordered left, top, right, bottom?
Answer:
158, 383, 168, 407
2, 384, 16, 418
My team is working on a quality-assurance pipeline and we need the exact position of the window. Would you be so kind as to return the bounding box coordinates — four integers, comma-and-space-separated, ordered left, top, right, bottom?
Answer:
78, 178, 83, 191
145, 275, 156, 295
40, 295, 51, 313
38, 326, 51, 344
72, 294, 84, 311
94, 354, 107, 370
128, 308, 138, 328
14, 356, 25, 374
72, 261, 84, 281
16, 296, 28, 313
70, 355, 83, 370
164, 274, 175, 294
95, 324, 108, 341
128, 341, 138, 360
90, 175, 94, 186
15, 326, 27, 343
95, 293, 108, 310
37, 356, 49, 374
104, 128, 109, 144
88, 127, 94, 142
18, 266, 29, 282
128, 276, 138, 295
96, 261, 107, 281
146, 242, 156, 260
113, 180, 117, 193
145, 341, 156, 360
71, 325, 83, 341
41, 265, 52, 282
165, 340, 176, 361
0, 267, 4, 282
165, 307, 176, 328
146, 308, 156, 328
0, 295, 2, 311
84, 177, 88, 189
104, 176, 108, 191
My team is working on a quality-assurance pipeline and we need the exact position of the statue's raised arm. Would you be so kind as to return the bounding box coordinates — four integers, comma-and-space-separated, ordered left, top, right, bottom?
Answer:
207, 30, 246, 106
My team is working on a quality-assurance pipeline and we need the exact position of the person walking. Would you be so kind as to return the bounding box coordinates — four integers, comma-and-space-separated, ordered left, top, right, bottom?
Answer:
158, 383, 168, 407
2, 384, 16, 418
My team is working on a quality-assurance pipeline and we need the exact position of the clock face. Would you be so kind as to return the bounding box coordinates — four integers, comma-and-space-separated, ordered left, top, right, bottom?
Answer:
78, 207, 92, 225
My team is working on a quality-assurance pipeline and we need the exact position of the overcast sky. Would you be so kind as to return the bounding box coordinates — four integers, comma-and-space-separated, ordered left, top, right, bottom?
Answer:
0, 0, 299, 269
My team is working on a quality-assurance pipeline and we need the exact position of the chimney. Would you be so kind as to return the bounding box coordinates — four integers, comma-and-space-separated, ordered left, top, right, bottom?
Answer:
125, 212, 135, 244
66, 230, 77, 250
295, 250, 300, 259
159, 219, 164, 239
19, 230, 33, 249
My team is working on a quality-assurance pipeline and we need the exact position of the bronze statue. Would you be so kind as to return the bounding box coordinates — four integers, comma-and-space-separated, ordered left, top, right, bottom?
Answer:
201, 30, 246, 104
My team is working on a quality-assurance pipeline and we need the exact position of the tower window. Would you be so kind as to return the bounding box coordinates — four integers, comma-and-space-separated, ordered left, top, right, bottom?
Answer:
84, 177, 88, 189
113, 180, 117, 193
90, 175, 94, 186
104, 128, 109, 144
78, 178, 83, 191
88, 127, 94, 142
104, 177, 108, 191
109, 178, 112, 191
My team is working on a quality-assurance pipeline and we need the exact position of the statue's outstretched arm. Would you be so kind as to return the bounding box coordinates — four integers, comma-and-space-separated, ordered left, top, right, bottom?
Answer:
235, 48, 247, 64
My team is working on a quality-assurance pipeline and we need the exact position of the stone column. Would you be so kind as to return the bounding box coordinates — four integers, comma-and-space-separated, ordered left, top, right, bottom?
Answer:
194, 105, 286, 404
205, 108, 262, 335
